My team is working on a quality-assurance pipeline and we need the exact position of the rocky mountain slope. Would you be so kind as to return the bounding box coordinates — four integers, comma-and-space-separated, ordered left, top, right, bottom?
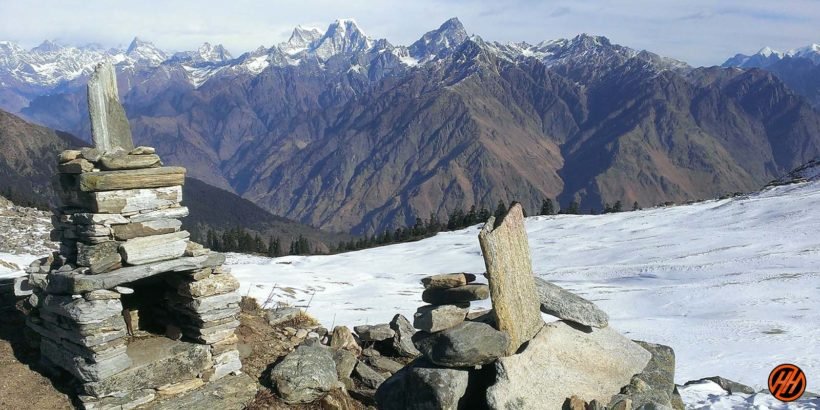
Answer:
0, 109, 348, 250
4, 19, 820, 234
722, 43, 820, 108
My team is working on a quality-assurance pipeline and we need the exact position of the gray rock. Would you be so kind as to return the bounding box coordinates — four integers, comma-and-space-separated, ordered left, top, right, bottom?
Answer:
99, 153, 161, 170
355, 361, 386, 389
45, 253, 225, 294
89, 186, 182, 215
270, 344, 339, 404
375, 359, 469, 410
76, 241, 122, 275
112, 219, 181, 240
266, 307, 304, 326
145, 373, 257, 410
129, 146, 156, 155
87, 62, 134, 152
118, 231, 189, 265
367, 356, 405, 374
421, 273, 477, 289
79, 147, 103, 162
354, 323, 395, 342
212, 350, 242, 380
58, 158, 94, 174
332, 349, 357, 380
72, 213, 129, 226
478, 204, 545, 355
684, 376, 755, 395
41, 338, 131, 382
534, 277, 609, 328
361, 347, 380, 357
79, 389, 155, 410
82, 338, 211, 397
128, 206, 189, 223
390, 314, 421, 358
421, 284, 490, 305
413, 304, 468, 333
42, 295, 123, 324
415, 321, 509, 367
486, 321, 651, 410
628, 341, 677, 408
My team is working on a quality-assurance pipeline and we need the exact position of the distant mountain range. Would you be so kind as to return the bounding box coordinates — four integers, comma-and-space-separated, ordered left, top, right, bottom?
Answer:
721, 44, 820, 108
1, 18, 819, 235
0, 109, 348, 250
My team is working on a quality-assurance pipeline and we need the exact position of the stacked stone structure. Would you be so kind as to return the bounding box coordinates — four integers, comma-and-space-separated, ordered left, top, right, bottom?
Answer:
21, 62, 243, 409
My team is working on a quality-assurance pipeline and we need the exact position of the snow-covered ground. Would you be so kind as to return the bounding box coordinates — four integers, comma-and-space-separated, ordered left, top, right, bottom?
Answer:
2, 180, 818, 407
229, 180, 820, 404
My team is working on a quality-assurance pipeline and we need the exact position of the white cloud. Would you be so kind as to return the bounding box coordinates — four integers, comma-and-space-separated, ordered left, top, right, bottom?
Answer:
0, 0, 817, 66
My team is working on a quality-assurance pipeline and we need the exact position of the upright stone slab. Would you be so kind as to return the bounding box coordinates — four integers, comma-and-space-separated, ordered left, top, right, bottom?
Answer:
87, 62, 134, 153
478, 203, 543, 355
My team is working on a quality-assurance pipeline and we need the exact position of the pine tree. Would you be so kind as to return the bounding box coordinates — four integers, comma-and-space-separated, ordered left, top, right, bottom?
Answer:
539, 199, 555, 215
565, 201, 580, 215
478, 207, 491, 222
494, 200, 508, 219
613, 200, 623, 213
632, 201, 640, 211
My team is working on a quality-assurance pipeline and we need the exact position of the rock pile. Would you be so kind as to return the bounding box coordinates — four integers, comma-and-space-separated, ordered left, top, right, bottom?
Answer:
375, 204, 684, 410
18, 62, 244, 410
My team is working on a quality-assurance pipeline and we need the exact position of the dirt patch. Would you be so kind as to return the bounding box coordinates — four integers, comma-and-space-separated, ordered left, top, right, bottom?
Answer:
0, 283, 74, 410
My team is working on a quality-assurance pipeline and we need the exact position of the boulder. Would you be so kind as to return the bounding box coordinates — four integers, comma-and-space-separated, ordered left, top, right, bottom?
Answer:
414, 321, 509, 368
486, 321, 651, 410
354, 361, 386, 389
270, 344, 339, 404
421, 284, 490, 305
421, 273, 477, 289
413, 304, 468, 333
375, 359, 469, 410
389, 314, 420, 358
478, 204, 544, 355
354, 323, 395, 342
332, 349, 357, 380
330, 326, 362, 356
534, 277, 609, 328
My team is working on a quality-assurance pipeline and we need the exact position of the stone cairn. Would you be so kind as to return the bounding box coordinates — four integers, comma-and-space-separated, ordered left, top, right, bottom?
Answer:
374, 203, 685, 410
20, 62, 243, 409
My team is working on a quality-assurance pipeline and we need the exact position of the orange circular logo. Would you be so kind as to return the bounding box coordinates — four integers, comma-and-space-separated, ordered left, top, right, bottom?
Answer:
768, 364, 806, 402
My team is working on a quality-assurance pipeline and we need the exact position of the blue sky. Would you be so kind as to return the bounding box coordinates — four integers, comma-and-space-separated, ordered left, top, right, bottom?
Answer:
0, 0, 817, 66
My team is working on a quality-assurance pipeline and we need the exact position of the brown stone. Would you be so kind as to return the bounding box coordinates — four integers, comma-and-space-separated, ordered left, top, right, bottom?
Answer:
99, 153, 161, 170
78, 167, 186, 192
58, 150, 82, 163
478, 203, 544, 355
421, 284, 489, 305
421, 273, 477, 289
58, 158, 94, 174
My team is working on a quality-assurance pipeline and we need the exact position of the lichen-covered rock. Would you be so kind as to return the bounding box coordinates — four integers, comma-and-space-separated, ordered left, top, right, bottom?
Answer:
270, 344, 339, 404
415, 321, 509, 368
375, 359, 469, 410
389, 314, 420, 358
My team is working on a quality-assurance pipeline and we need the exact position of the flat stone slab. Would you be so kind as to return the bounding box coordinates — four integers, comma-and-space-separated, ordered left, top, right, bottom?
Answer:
91, 186, 183, 214
141, 373, 257, 410
78, 167, 186, 192
82, 337, 212, 397
46, 253, 225, 294
534, 277, 609, 328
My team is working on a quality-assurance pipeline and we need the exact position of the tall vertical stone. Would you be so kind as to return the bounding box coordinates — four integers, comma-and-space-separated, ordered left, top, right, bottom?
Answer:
478, 203, 543, 355
87, 62, 134, 152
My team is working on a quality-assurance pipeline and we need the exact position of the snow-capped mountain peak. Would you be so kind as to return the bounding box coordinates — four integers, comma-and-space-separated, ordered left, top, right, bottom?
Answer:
125, 37, 167, 66
282, 25, 324, 54
409, 17, 468, 62
757, 46, 782, 58
310, 18, 373, 60
32, 40, 62, 53
723, 42, 820, 68
196, 42, 232, 63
